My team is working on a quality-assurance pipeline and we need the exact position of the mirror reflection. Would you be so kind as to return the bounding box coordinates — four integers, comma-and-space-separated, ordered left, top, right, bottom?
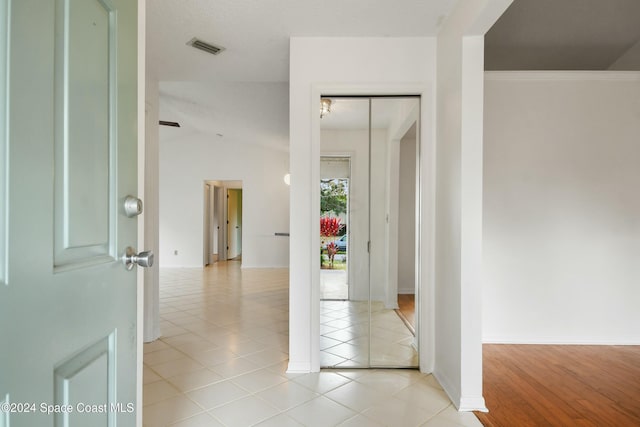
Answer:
320, 96, 420, 368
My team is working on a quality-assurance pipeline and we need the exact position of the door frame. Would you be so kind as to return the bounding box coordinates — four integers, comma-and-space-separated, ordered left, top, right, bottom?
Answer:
202, 180, 242, 266
308, 84, 435, 373
203, 183, 211, 265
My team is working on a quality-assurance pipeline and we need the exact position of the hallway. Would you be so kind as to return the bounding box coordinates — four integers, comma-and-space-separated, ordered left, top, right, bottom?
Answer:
143, 262, 483, 426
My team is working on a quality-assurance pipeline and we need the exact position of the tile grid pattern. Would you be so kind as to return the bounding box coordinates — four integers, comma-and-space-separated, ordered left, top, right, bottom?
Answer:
143, 263, 483, 427
320, 300, 419, 368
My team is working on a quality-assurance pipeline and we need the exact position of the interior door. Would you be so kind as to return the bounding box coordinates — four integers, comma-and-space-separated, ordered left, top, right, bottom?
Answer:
214, 186, 224, 262
203, 184, 211, 266
0, 0, 139, 426
227, 189, 242, 259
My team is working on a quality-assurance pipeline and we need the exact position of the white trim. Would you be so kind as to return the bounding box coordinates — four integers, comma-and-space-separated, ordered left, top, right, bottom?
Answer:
286, 361, 311, 373
483, 338, 640, 345
433, 370, 459, 408
485, 70, 640, 81
434, 371, 488, 412
458, 397, 488, 413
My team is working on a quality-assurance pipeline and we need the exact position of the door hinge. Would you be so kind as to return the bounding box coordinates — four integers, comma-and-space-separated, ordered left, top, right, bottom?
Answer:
367, 241, 370, 253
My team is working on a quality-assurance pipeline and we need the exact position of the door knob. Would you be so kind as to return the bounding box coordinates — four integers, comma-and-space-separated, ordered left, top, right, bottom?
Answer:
123, 247, 154, 270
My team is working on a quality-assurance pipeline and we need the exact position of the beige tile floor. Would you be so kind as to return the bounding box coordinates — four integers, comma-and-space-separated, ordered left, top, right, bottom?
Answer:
143, 262, 483, 427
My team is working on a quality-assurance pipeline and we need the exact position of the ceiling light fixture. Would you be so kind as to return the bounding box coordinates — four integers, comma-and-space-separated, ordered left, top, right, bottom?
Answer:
320, 98, 332, 119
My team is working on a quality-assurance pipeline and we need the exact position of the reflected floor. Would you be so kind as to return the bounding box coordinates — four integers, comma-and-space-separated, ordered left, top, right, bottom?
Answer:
320, 269, 348, 300
320, 300, 418, 368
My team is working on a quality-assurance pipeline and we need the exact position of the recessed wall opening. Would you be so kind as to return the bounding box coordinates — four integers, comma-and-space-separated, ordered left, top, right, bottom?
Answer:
203, 180, 243, 266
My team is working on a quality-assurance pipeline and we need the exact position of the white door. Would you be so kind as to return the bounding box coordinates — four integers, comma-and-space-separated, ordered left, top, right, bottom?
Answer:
0, 0, 140, 426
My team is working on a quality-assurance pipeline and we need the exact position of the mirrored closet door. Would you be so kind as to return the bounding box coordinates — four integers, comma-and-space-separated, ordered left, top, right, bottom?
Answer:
319, 96, 420, 368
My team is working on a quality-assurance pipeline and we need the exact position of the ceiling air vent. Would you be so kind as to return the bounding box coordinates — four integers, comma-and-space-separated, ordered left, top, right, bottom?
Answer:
159, 121, 180, 127
187, 38, 225, 56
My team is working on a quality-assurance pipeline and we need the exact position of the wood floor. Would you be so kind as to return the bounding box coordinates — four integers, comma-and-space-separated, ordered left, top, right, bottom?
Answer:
475, 344, 640, 427
396, 294, 415, 334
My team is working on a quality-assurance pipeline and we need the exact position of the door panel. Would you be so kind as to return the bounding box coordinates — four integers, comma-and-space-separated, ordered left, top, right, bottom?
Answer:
0, 0, 138, 425
54, 0, 116, 268
319, 98, 370, 368
54, 333, 114, 426
369, 97, 419, 368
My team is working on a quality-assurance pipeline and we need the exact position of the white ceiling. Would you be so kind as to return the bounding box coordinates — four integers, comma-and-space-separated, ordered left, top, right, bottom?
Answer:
148, 0, 458, 150
146, 0, 458, 82
150, 0, 640, 152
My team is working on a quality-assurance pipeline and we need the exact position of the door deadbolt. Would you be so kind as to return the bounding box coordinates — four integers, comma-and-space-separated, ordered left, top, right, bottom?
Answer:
123, 247, 154, 270
124, 196, 143, 217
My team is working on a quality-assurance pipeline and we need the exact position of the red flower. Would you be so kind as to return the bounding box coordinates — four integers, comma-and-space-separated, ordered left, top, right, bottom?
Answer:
320, 216, 341, 237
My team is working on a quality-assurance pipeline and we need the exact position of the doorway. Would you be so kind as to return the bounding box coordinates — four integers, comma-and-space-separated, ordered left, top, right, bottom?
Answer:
203, 180, 242, 266
320, 156, 350, 300
227, 188, 243, 260
319, 96, 421, 368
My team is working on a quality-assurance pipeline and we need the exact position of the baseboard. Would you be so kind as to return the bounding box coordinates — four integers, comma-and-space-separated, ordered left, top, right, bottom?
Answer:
433, 370, 488, 412
286, 361, 312, 373
433, 370, 460, 409
458, 396, 488, 412
483, 337, 640, 345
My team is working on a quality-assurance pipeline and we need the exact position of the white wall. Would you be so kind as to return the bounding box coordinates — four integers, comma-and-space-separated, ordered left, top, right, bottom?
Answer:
434, 0, 511, 411
143, 73, 160, 342
289, 37, 437, 374
483, 72, 640, 344
158, 83, 290, 269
